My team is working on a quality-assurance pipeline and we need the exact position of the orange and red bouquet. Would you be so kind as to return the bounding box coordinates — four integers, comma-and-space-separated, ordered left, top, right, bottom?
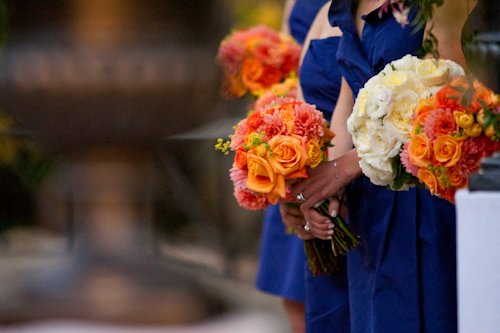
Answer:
217, 97, 359, 275
401, 76, 500, 203
216, 25, 301, 98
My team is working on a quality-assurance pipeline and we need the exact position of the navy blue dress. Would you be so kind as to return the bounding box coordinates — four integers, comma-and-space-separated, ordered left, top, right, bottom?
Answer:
300, 35, 351, 333
255, 0, 329, 304
330, 1, 458, 332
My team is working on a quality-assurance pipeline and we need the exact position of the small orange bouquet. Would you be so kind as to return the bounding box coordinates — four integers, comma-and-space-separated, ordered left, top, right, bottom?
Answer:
400, 76, 500, 203
216, 25, 301, 98
217, 97, 360, 275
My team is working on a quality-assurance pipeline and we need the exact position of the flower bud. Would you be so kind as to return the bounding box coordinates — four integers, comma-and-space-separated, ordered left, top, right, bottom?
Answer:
464, 123, 482, 137
476, 109, 485, 126
454, 111, 474, 129
492, 93, 500, 107
484, 124, 496, 138
255, 143, 268, 157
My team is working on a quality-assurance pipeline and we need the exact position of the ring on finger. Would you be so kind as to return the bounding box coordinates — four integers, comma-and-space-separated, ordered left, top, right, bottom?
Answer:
304, 221, 311, 233
296, 191, 307, 202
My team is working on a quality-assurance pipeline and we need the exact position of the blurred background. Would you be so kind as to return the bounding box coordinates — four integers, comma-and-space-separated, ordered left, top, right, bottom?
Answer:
0, 0, 292, 331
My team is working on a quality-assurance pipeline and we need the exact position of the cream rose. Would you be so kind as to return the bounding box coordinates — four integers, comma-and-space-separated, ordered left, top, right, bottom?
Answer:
384, 90, 419, 142
415, 59, 449, 87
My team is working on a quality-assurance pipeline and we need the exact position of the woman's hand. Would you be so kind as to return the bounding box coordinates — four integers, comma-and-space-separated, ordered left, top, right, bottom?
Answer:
279, 201, 314, 240
290, 149, 362, 238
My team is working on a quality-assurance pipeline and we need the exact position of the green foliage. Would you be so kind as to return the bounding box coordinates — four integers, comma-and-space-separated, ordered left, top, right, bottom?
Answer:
391, 152, 424, 191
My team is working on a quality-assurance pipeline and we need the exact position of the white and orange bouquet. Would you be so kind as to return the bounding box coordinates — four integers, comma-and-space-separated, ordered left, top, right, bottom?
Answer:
217, 97, 359, 275
347, 55, 465, 190
400, 76, 500, 203
216, 25, 301, 98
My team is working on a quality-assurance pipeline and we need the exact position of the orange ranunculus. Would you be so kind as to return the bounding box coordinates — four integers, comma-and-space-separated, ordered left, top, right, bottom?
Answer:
233, 147, 247, 169
246, 152, 275, 194
322, 123, 336, 144
247, 110, 263, 129
408, 133, 433, 168
241, 59, 264, 93
307, 139, 323, 168
433, 134, 463, 167
447, 166, 467, 188
268, 135, 308, 176
258, 66, 282, 87
279, 107, 295, 133
224, 74, 246, 97
267, 173, 286, 205
472, 80, 493, 110
436, 85, 462, 109
418, 168, 438, 195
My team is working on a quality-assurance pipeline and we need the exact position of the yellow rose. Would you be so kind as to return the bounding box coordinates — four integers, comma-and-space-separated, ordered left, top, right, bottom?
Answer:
476, 109, 485, 126
433, 135, 463, 168
484, 124, 496, 138
464, 123, 482, 137
268, 135, 308, 177
246, 152, 275, 194
454, 111, 474, 129
307, 139, 323, 168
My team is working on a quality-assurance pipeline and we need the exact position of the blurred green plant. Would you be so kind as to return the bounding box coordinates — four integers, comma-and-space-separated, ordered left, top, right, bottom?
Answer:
222, 0, 285, 30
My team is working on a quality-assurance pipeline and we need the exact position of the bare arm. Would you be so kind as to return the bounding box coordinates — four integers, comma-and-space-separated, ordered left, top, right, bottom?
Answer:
427, 0, 478, 68
280, 0, 297, 36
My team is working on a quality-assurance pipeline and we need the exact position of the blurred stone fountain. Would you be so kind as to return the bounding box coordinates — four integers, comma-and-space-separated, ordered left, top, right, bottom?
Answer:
458, 1, 500, 332
0, 0, 235, 325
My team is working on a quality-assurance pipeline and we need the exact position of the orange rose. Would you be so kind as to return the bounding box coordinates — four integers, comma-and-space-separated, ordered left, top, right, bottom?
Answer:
279, 108, 295, 133
246, 152, 275, 194
247, 110, 263, 129
267, 173, 286, 205
268, 135, 308, 177
408, 133, 433, 168
241, 59, 263, 93
418, 168, 438, 195
233, 147, 247, 169
447, 166, 467, 188
433, 135, 463, 167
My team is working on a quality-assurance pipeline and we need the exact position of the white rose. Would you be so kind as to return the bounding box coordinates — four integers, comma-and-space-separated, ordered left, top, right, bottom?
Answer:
364, 74, 383, 91
352, 125, 372, 154
384, 90, 420, 142
415, 59, 449, 86
445, 60, 465, 80
391, 54, 420, 71
365, 89, 394, 120
369, 129, 402, 161
359, 157, 395, 187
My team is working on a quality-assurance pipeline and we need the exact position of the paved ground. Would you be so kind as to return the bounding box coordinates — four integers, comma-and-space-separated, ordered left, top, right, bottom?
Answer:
0, 228, 290, 332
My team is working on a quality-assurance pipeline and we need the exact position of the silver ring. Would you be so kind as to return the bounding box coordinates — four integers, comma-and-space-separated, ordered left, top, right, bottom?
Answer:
304, 221, 311, 233
296, 191, 306, 202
